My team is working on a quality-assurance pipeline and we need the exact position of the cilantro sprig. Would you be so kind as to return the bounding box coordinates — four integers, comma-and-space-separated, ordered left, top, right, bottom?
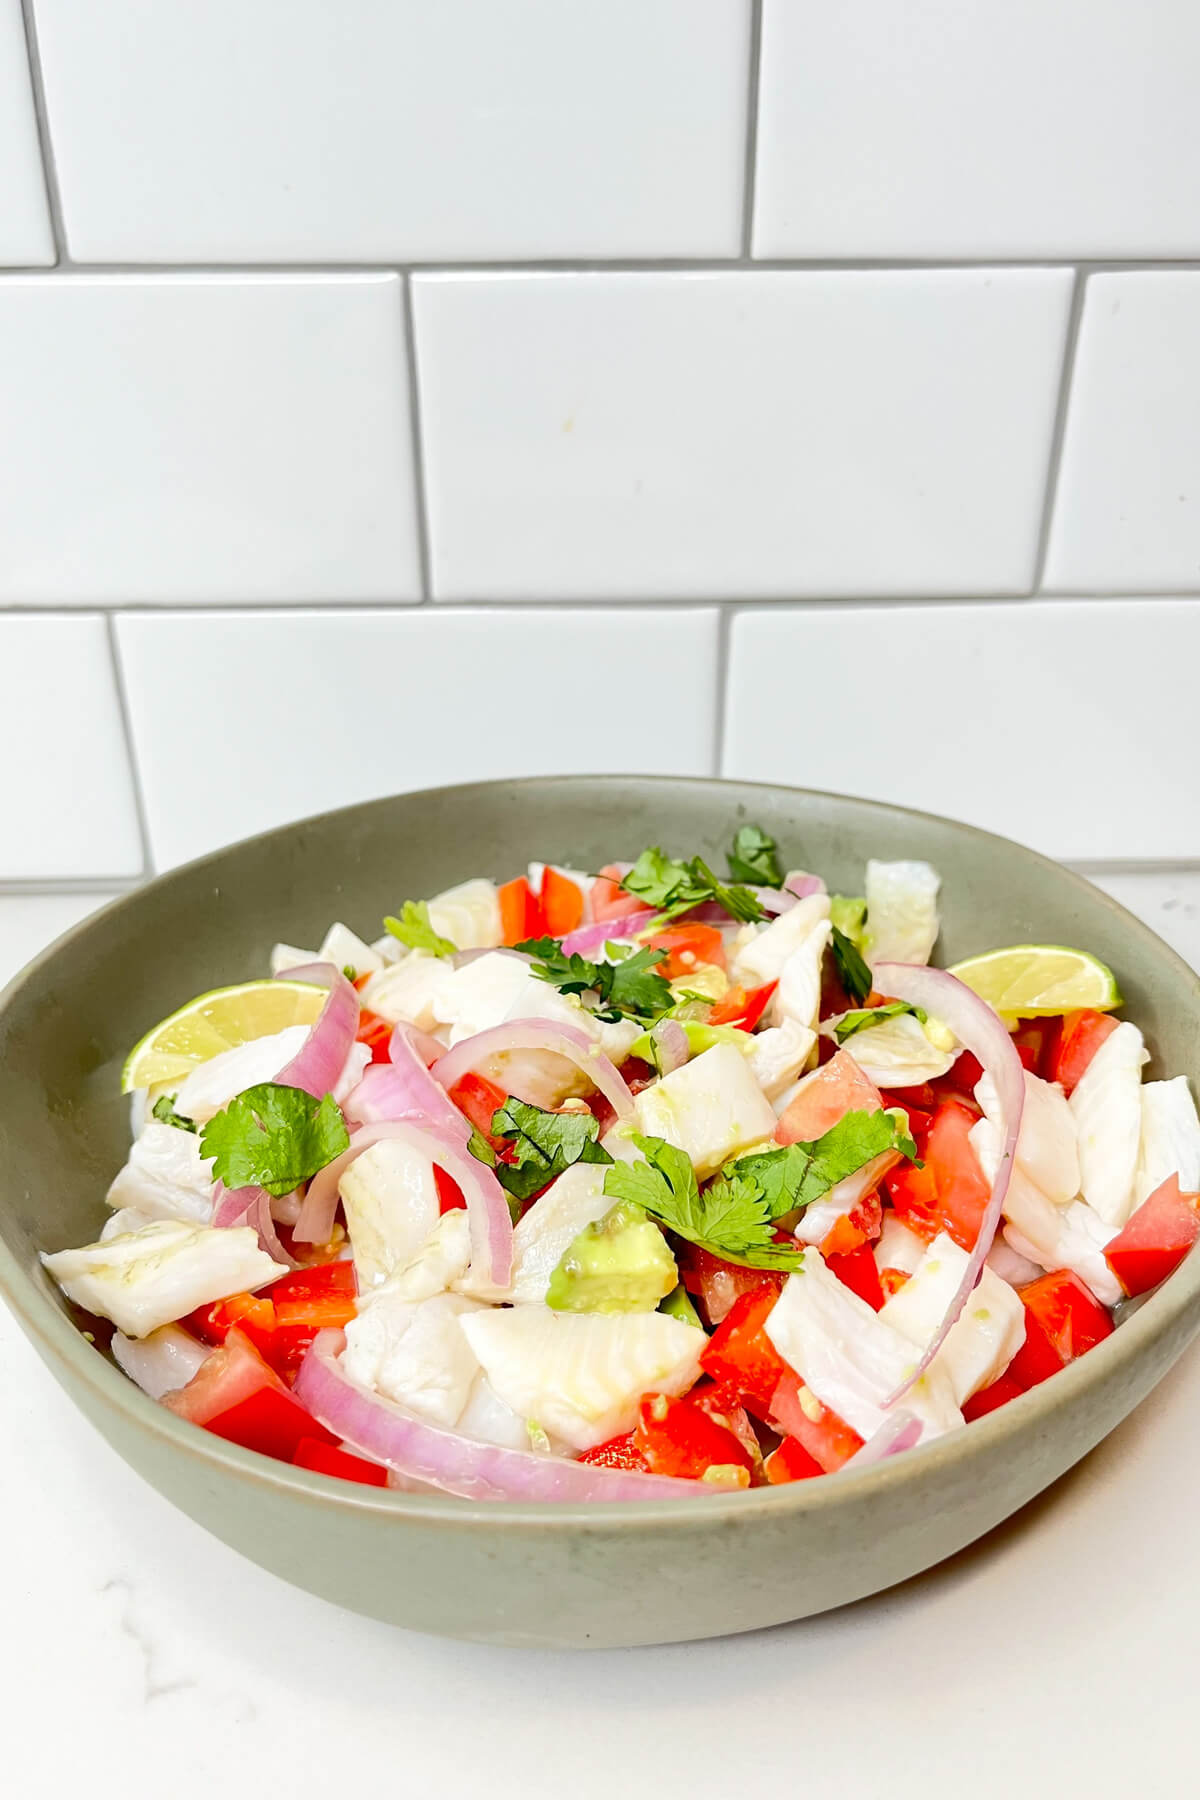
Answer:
152, 1094, 197, 1134
200, 1083, 350, 1198
384, 900, 457, 958
832, 1001, 927, 1044
727, 824, 784, 888
621, 846, 765, 927
830, 923, 873, 1004
516, 936, 673, 1025
604, 1110, 919, 1271
475, 1097, 614, 1203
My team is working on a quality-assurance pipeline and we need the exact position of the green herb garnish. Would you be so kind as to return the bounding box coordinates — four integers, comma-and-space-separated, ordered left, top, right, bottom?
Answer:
727, 824, 784, 888
200, 1083, 350, 1199
384, 900, 456, 958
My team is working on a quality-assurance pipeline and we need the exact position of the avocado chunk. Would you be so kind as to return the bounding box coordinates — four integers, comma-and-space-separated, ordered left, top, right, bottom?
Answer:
658, 1282, 702, 1329
546, 1200, 678, 1315
829, 894, 869, 952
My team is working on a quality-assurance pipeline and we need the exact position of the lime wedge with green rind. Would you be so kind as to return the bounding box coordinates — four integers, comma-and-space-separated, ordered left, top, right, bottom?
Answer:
122, 979, 325, 1092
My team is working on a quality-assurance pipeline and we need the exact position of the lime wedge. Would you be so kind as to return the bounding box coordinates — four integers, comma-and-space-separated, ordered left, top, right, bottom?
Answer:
947, 945, 1122, 1019
122, 979, 325, 1092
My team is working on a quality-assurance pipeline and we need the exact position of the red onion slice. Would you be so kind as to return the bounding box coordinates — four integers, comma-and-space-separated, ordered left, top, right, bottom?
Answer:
648, 1018, 690, 1074
295, 1331, 711, 1503
345, 1025, 469, 1140
273, 962, 360, 1100
785, 872, 826, 902
872, 961, 1025, 1402
211, 1181, 300, 1267
844, 1410, 923, 1467
432, 1020, 634, 1121
560, 911, 661, 958
292, 1120, 514, 1287
753, 886, 798, 916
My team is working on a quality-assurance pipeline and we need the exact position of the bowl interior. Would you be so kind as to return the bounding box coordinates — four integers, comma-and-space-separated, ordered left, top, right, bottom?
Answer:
2, 774, 1198, 1428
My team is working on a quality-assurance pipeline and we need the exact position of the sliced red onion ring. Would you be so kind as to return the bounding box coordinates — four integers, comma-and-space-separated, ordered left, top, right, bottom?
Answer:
273, 962, 360, 1100
560, 911, 661, 958
345, 1025, 469, 1140
648, 1018, 690, 1074
296, 1331, 712, 1503
432, 1020, 634, 1121
292, 1120, 513, 1287
785, 872, 826, 901
873, 961, 1025, 1403
753, 886, 798, 916
211, 1181, 300, 1267
844, 1410, 923, 1467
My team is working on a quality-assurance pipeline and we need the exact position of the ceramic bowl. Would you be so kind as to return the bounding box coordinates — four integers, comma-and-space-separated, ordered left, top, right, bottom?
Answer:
2, 776, 1198, 1650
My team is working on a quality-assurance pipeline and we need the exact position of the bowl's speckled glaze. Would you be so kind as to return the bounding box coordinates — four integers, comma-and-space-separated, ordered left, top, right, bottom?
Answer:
1, 776, 1198, 1649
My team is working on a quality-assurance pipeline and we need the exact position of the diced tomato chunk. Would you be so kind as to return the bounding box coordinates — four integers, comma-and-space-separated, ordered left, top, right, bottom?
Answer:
708, 980, 777, 1031
936, 1050, 985, 1098
770, 1373, 864, 1472
292, 1435, 389, 1487
700, 1284, 790, 1417
432, 1164, 467, 1213
645, 923, 726, 981
678, 1243, 785, 1327
634, 1393, 755, 1482
164, 1328, 338, 1462
826, 1242, 885, 1310
355, 1007, 395, 1064
878, 1266, 911, 1300
499, 876, 543, 945
591, 864, 647, 923
447, 1071, 511, 1154
819, 1189, 885, 1259
962, 1373, 1026, 1421
764, 1437, 825, 1484
539, 867, 584, 937
884, 1097, 990, 1250
1005, 1269, 1114, 1389
1104, 1174, 1200, 1297
776, 1049, 883, 1146
577, 1431, 650, 1472
1050, 1009, 1120, 1096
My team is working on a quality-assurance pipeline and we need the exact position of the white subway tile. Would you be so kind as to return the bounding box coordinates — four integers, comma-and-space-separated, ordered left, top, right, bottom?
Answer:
415, 270, 1071, 601
0, 275, 419, 604
33, 0, 747, 261
724, 601, 1200, 862
116, 608, 720, 868
0, 617, 142, 878
0, 0, 54, 264
0, 892, 116, 987
1044, 275, 1200, 593
755, 2, 1200, 258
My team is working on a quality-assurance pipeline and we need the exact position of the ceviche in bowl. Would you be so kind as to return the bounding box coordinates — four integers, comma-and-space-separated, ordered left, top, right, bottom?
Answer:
39, 818, 1200, 1506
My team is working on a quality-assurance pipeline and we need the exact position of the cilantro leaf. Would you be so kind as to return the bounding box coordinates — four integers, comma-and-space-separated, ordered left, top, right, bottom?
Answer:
832, 1001, 927, 1044
152, 1094, 197, 1134
604, 1134, 802, 1272
715, 1108, 921, 1222
200, 1083, 350, 1199
487, 1098, 613, 1203
516, 936, 672, 1025
467, 1126, 496, 1167
621, 845, 766, 927
728, 824, 784, 888
830, 923, 873, 1004
384, 900, 457, 958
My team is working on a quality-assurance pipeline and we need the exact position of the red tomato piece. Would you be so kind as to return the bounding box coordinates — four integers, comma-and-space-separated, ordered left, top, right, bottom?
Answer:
770, 1374, 864, 1472
764, 1437, 826, 1484
433, 1164, 467, 1213
1104, 1174, 1200, 1297
164, 1328, 338, 1461
498, 876, 544, 945
1050, 1010, 1120, 1096
1006, 1270, 1114, 1389
699, 1283, 790, 1418
825, 1242, 885, 1310
961, 1373, 1026, 1421
355, 1008, 395, 1064
447, 1071, 511, 1152
645, 923, 726, 981
591, 864, 647, 923
678, 1243, 785, 1327
1010, 1018, 1060, 1079
634, 1393, 755, 1482
884, 1097, 991, 1250
577, 1431, 650, 1472
708, 980, 778, 1031
878, 1266, 911, 1299
775, 1049, 883, 1146
820, 1190, 885, 1259
538, 867, 585, 937
292, 1436, 389, 1487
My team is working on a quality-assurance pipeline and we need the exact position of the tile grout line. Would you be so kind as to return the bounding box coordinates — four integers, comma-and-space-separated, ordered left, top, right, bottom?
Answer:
710, 605, 735, 777
1030, 266, 1088, 593
400, 274, 435, 601
18, 0, 70, 262
0, 877, 140, 898
103, 615, 156, 881
3, 257, 1200, 277
739, 0, 765, 260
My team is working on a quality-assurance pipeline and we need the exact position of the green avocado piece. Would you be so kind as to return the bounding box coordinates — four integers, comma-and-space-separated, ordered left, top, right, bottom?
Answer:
658, 1282, 702, 1329
546, 1200, 679, 1315
829, 894, 869, 952
629, 1020, 754, 1070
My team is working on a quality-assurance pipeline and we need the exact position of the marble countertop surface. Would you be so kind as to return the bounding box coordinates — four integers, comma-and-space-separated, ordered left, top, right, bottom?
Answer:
2, 868, 1198, 1800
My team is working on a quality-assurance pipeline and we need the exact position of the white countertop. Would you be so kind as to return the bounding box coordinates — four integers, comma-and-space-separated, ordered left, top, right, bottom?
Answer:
3, 868, 1198, 1799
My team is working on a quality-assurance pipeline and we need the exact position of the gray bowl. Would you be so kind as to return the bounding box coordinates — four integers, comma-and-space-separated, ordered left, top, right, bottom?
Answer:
1, 776, 1198, 1650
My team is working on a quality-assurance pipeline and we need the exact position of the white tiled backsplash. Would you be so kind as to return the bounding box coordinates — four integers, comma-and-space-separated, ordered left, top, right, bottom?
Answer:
0, 0, 1197, 970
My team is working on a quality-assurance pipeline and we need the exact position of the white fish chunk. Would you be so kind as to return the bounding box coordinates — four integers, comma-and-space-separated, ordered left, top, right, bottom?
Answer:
1136, 1076, 1200, 1205
42, 1220, 286, 1338
1069, 1021, 1148, 1226
341, 1290, 484, 1428
731, 893, 832, 990
865, 860, 940, 966
106, 1120, 217, 1224
879, 1231, 1025, 1405
339, 1138, 442, 1292
632, 1043, 777, 1178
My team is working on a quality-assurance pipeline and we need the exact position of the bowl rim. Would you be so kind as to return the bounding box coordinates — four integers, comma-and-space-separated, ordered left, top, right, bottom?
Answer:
2, 771, 1198, 1530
